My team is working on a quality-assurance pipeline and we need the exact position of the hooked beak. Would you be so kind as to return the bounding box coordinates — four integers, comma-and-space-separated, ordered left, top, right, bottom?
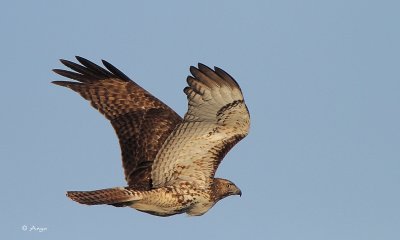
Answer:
237, 189, 242, 197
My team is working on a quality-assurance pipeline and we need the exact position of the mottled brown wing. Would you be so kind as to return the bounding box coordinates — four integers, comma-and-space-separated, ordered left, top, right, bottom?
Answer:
53, 56, 182, 190
151, 64, 250, 188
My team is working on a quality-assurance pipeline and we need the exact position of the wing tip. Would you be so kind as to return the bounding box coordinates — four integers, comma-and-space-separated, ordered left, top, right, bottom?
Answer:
51, 80, 63, 86
214, 66, 242, 91
197, 62, 207, 68
75, 55, 84, 61
189, 65, 197, 75
101, 59, 132, 82
51, 80, 80, 87
54, 56, 132, 82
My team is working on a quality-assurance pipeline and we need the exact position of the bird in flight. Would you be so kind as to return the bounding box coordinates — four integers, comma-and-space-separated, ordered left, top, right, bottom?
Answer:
53, 56, 250, 216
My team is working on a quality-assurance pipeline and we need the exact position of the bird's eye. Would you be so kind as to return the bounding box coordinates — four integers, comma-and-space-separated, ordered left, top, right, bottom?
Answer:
226, 183, 231, 188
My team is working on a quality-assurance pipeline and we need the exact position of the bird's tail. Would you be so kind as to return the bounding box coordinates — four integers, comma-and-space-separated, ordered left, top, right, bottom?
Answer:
66, 187, 141, 206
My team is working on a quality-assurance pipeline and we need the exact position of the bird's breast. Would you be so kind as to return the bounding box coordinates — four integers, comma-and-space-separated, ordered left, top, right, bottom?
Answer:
186, 200, 215, 216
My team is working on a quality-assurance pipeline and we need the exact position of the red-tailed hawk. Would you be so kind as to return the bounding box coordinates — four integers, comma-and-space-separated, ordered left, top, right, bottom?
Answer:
53, 56, 250, 216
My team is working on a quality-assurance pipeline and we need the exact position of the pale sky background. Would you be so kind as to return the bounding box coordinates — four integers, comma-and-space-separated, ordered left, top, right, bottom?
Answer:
1, 1, 399, 239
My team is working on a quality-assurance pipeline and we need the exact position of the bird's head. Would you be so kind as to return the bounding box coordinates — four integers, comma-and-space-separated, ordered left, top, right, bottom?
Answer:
212, 178, 242, 201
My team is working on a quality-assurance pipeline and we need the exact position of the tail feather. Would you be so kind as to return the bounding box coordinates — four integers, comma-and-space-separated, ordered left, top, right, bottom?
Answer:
66, 187, 140, 206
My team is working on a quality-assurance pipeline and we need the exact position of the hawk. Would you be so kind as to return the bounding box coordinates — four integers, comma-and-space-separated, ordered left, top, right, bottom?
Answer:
53, 56, 250, 216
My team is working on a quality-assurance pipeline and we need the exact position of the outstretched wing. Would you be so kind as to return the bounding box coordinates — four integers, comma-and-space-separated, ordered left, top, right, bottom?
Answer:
53, 56, 182, 190
151, 64, 250, 188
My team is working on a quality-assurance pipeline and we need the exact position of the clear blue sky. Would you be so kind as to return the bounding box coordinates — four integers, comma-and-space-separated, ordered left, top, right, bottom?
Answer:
1, 1, 399, 239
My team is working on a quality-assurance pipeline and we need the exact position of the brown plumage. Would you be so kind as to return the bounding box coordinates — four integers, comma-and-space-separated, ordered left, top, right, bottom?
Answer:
53, 57, 181, 190
54, 57, 250, 216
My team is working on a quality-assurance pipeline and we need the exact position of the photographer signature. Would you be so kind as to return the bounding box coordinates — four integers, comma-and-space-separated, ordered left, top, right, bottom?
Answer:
21, 225, 47, 233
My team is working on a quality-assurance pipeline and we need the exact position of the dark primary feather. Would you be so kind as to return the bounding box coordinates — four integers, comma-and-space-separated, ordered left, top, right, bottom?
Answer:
53, 56, 182, 190
101, 59, 131, 82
